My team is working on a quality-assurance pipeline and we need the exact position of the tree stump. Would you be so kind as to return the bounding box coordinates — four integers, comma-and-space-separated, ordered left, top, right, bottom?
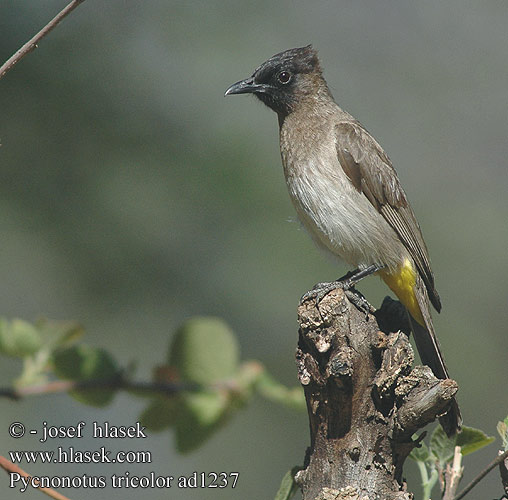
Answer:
295, 288, 458, 500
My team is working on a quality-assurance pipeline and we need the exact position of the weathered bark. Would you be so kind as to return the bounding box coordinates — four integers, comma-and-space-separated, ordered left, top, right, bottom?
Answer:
295, 288, 458, 500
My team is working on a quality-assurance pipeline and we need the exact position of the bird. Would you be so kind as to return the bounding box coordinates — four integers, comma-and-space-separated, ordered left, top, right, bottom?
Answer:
225, 45, 461, 436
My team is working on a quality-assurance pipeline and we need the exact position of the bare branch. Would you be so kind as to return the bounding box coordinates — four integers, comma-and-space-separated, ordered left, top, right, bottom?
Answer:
0, 0, 86, 81
0, 378, 190, 400
453, 449, 508, 500
0, 360, 266, 400
0, 455, 71, 500
443, 446, 463, 500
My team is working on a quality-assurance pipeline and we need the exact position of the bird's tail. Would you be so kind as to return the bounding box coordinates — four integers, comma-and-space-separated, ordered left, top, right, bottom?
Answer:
380, 266, 462, 436
408, 316, 462, 436
409, 277, 462, 436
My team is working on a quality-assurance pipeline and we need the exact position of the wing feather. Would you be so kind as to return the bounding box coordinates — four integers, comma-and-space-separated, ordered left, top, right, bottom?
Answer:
335, 121, 441, 311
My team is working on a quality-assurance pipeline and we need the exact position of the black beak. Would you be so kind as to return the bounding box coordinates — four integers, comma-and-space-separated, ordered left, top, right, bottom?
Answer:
224, 77, 266, 96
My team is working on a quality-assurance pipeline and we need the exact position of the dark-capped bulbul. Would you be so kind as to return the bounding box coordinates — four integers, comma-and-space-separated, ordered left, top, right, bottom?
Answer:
225, 45, 461, 435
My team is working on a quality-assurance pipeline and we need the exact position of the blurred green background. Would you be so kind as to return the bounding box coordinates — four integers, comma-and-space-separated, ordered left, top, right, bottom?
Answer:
1, 1, 507, 499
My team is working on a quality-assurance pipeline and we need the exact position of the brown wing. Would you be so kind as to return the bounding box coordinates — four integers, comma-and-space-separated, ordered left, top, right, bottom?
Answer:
335, 121, 441, 312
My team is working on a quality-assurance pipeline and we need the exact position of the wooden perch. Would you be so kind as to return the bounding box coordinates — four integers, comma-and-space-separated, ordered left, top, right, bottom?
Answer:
295, 288, 458, 500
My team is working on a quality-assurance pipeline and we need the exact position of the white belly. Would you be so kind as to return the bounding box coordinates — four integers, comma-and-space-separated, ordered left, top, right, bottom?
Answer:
285, 152, 404, 271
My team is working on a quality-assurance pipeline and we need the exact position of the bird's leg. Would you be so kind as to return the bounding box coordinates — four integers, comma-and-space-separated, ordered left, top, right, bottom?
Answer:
300, 264, 385, 315
339, 264, 385, 288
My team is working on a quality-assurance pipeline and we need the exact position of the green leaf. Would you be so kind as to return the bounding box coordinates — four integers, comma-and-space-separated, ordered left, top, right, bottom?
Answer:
409, 440, 431, 463
140, 396, 182, 431
53, 345, 118, 407
36, 318, 84, 348
169, 317, 239, 384
16, 353, 51, 387
184, 391, 226, 425
430, 425, 494, 465
457, 426, 495, 456
430, 426, 456, 465
256, 370, 305, 411
174, 390, 231, 453
274, 467, 301, 500
0, 318, 42, 357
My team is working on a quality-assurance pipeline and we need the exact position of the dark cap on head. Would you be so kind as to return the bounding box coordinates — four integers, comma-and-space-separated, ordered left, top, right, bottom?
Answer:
253, 45, 321, 80
225, 45, 329, 117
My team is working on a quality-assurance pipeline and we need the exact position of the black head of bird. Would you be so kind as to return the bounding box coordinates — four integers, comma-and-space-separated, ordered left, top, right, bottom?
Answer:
225, 45, 330, 118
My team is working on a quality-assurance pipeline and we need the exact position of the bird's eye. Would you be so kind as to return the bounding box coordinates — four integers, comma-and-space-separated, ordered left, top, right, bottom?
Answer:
277, 71, 291, 84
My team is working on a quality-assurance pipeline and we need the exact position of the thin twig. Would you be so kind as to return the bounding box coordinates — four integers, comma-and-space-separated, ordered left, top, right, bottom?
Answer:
453, 449, 508, 500
0, 0, 86, 81
443, 446, 463, 500
0, 378, 190, 400
0, 455, 71, 500
0, 361, 266, 400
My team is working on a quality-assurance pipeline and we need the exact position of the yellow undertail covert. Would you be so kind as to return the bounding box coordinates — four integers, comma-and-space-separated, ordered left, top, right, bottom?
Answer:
378, 259, 425, 326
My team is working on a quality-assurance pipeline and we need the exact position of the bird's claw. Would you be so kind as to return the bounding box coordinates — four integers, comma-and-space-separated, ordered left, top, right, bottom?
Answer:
300, 280, 376, 318
344, 290, 376, 317
300, 280, 348, 306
